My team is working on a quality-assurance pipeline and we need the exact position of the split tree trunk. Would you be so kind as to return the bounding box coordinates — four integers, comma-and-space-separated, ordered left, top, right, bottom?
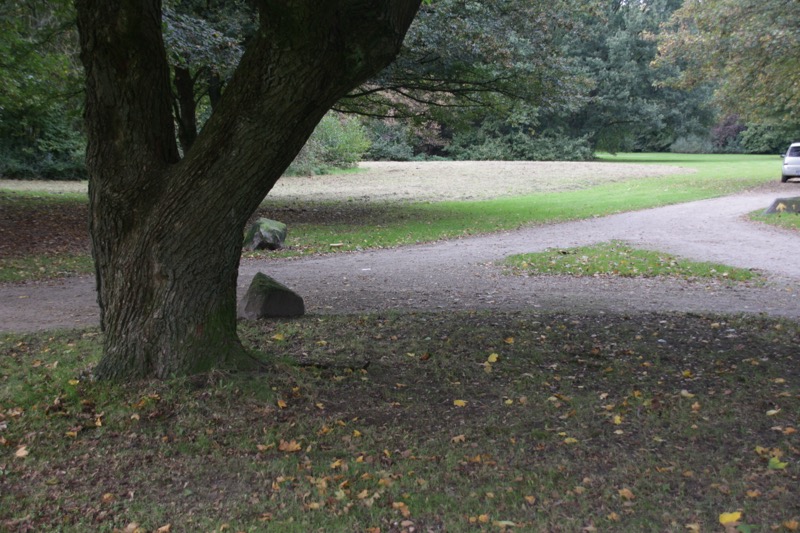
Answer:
75, 0, 421, 379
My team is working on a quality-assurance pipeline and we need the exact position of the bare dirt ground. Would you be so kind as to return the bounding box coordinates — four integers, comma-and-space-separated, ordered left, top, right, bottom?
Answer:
2, 161, 799, 333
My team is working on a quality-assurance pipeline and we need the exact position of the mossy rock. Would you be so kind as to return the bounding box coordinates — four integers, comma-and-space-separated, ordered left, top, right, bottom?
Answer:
244, 219, 287, 251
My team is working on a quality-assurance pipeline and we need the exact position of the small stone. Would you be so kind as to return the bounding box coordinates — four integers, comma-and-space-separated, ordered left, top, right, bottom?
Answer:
238, 273, 304, 319
243, 219, 287, 251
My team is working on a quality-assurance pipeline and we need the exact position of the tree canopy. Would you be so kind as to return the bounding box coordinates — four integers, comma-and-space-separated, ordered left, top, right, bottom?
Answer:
658, 0, 800, 123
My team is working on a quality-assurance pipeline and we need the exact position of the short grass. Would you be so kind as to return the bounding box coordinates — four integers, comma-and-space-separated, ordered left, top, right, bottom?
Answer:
0, 254, 95, 283
503, 241, 759, 283
2, 313, 799, 531
252, 153, 781, 256
749, 211, 800, 233
1, 154, 783, 279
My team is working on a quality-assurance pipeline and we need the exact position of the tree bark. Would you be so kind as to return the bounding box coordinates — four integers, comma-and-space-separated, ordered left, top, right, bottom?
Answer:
76, 0, 421, 379
173, 65, 198, 153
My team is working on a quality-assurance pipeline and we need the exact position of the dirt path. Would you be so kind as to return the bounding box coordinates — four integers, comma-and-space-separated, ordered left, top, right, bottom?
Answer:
2, 168, 799, 333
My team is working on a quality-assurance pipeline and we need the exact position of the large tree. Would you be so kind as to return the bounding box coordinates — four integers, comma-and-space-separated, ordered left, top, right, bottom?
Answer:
75, 0, 421, 379
658, 0, 800, 123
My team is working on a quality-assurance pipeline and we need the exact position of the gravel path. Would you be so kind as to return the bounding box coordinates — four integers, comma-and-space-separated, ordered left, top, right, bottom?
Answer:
2, 167, 799, 333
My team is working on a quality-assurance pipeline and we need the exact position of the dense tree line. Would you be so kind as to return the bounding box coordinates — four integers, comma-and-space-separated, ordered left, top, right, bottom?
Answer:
2, 0, 799, 180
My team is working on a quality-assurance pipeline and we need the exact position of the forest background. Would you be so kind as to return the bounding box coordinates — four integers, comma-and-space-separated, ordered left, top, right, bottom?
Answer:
2, 0, 798, 180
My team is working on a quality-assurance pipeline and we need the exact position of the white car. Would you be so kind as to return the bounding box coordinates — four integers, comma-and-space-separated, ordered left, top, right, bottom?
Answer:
782, 143, 800, 182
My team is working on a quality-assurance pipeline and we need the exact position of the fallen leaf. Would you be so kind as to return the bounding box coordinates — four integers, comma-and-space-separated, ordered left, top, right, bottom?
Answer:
563, 437, 578, 444
504, 337, 514, 344
607, 512, 620, 522
745, 490, 761, 499
685, 524, 700, 532
768, 456, 788, 470
680, 389, 695, 398
783, 519, 799, 531
276, 399, 287, 409
451, 434, 466, 443
487, 353, 499, 363
766, 409, 781, 416
353, 430, 362, 438
14, 445, 28, 459
691, 402, 701, 412
278, 439, 301, 453
156, 525, 171, 533
524, 495, 536, 505
271, 333, 285, 341
453, 399, 467, 407
719, 511, 742, 525
613, 415, 623, 425
618, 488, 635, 500
493, 520, 516, 527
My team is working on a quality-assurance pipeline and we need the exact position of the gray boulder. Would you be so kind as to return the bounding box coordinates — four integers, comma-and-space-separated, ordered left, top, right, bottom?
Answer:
764, 197, 800, 214
238, 273, 305, 319
244, 218, 287, 251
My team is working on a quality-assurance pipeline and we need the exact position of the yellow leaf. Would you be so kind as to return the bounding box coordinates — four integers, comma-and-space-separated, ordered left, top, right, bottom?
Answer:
14, 446, 28, 459
487, 353, 499, 363
483, 362, 492, 374
453, 399, 467, 407
271, 333, 285, 341
278, 439, 301, 453
768, 456, 788, 470
504, 399, 513, 405
745, 490, 761, 498
613, 415, 623, 425
477, 514, 490, 523
504, 337, 514, 344
330, 458, 344, 469
607, 512, 620, 522
306, 502, 323, 510
357, 489, 369, 499
784, 427, 797, 435
315, 402, 325, 410
691, 402, 701, 412
766, 409, 781, 416
451, 434, 466, 443
524, 495, 536, 505
680, 389, 695, 398
68, 379, 80, 386
101, 492, 115, 503
719, 511, 742, 525
156, 525, 171, 533
682, 370, 693, 378
618, 488, 635, 500
563, 437, 578, 444
277, 399, 287, 409
685, 524, 700, 532
773, 378, 786, 384
493, 521, 516, 527
783, 519, 799, 531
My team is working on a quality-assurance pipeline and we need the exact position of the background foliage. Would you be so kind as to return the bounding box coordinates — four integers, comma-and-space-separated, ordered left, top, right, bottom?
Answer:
2, 0, 799, 180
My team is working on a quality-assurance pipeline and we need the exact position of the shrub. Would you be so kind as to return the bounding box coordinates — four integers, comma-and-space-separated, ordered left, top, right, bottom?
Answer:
363, 119, 415, 161
670, 135, 714, 154
285, 112, 371, 175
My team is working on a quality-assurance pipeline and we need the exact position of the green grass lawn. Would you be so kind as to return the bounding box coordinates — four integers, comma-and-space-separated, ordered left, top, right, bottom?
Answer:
2, 311, 798, 531
749, 211, 800, 232
504, 240, 759, 282
0, 154, 783, 279
256, 153, 781, 256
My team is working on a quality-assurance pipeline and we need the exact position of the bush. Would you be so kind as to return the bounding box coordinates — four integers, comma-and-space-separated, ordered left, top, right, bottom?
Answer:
0, 105, 86, 180
363, 119, 415, 161
447, 129, 593, 161
669, 135, 714, 154
738, 123, 800, 154
285, 112, 371, 175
